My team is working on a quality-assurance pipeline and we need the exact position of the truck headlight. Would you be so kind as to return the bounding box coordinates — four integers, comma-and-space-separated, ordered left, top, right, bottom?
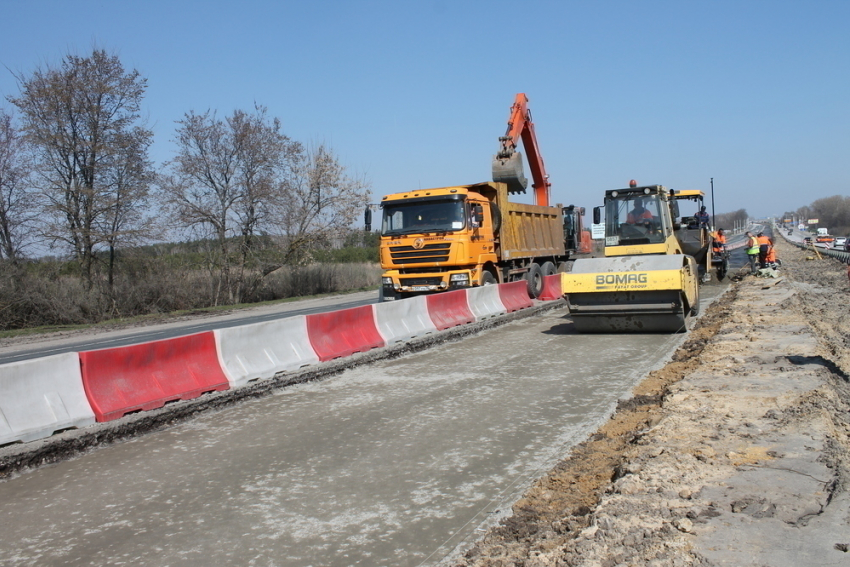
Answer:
381, 277, 393, 285
450, 274, 469, 282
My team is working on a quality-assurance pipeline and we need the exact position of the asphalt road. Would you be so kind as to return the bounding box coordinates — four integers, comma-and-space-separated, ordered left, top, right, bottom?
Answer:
0, 283, 729, 567
0, 291, 379, 365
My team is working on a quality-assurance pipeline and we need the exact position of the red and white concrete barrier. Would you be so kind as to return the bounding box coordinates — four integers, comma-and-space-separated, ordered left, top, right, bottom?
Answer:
0, 352, 95, 445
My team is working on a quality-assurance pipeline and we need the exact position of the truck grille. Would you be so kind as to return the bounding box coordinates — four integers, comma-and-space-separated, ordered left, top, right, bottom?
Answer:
390, 243, 451, 264
400, 277, 443, 286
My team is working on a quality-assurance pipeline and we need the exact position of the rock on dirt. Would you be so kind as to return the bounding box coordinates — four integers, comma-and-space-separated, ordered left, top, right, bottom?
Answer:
454, 236, 850, 567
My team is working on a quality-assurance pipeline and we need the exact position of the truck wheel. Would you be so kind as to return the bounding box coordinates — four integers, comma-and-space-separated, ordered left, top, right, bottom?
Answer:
541, 261, 556, 277
717, 260, 728, 281
525, 263, 543, 298
481, 271, 497, 285
556, 261, 573, 273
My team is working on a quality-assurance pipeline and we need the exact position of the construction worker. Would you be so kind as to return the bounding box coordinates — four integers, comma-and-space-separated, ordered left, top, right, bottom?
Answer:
746, 231, 760, 274
712, 228, 727, 254
765, 237, 779, 268
627, 198, 653, 224
695, 206, 710, 228
757, 232, 771, 267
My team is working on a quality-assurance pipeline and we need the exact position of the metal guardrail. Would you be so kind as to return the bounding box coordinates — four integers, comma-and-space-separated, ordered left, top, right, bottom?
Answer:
776, 225, 850, 264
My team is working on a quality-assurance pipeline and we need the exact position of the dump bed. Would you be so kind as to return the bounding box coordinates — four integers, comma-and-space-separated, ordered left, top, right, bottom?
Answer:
478, 182, 566, 261
500, 201, 566, 260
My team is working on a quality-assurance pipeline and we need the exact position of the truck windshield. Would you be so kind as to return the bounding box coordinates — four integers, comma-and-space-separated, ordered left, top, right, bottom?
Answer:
604, 194, 665, 245
381, 199, 466, 236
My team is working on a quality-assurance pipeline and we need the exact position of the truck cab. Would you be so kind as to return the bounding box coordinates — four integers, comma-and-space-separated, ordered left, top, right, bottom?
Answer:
378, 185, 499, 301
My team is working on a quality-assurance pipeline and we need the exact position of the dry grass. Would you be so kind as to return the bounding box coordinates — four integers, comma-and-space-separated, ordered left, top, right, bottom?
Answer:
0, 261, 381, 331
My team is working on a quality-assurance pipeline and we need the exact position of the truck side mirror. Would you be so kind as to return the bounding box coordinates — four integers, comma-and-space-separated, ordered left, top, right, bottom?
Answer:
474, 204, 484, 225
364, 206, 372, 232
593, 206, 601, 225
671, 202, 680, 218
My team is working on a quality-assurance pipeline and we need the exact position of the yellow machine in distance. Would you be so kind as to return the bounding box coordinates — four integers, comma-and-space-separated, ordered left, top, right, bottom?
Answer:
561, 183, 709, 333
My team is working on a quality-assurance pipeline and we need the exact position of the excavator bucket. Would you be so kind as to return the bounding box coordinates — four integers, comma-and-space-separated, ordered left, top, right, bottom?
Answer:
492, 151, 528, 195
560, 255, 699, 333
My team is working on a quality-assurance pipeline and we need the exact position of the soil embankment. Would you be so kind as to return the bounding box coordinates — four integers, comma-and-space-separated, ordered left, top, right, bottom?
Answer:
456, 237, 850, 566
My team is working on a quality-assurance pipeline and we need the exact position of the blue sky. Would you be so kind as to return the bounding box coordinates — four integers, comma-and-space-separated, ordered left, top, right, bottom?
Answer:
2, 0, 848, 219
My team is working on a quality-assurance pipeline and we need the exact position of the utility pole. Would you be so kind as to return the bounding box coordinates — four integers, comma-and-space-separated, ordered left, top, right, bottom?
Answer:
710, 178, 716, 230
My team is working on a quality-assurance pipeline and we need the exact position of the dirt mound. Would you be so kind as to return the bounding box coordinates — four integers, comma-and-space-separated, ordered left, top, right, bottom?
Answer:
455, 236, 850, 566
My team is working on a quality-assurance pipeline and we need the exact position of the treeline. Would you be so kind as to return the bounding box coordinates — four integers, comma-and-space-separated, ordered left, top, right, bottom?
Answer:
783, 195, 850, 236
712, 209, 748, 231
0, 49, 375, 330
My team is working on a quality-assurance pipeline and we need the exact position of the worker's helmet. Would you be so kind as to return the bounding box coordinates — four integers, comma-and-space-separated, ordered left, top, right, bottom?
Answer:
700, 206, 706, 212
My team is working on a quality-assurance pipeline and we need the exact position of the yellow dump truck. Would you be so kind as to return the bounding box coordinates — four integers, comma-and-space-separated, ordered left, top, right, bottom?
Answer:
376, 181, 590, 301
561, 183, 709, 333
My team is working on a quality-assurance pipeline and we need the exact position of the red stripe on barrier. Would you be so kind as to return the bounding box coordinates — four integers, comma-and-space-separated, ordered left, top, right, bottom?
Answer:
79, 331, 230, 422
426, 289, 475, 330
498, 280, 534, 312
306, 305, 385, 361
538, 274, 563, 301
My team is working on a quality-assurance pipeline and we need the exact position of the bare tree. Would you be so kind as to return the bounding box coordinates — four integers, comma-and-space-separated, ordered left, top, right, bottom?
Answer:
0, 109, 38, 262
162, 105, 302, 304
713, 208, 749, 231
163, 108, 371, 305
275, 143, 371, 266
98, 126, 156, 289
8, 49, 152, 285
807, 195, 850, 234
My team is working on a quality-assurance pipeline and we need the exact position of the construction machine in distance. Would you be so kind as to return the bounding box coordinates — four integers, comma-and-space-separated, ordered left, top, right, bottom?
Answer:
560, 181, 713, 333
373, 93, 592, 301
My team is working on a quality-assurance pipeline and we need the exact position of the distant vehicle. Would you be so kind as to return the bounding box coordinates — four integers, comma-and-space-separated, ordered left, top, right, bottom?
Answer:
787, 229, 793, 236
804, 236, 812, 244
818, 228, 829, 236
833, 237, 846, 249
845, 239, 850, 252
816, 235, 834, 244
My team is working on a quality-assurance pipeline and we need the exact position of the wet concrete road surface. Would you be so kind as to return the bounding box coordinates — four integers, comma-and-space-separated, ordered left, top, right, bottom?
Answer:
0, 286, 726, 566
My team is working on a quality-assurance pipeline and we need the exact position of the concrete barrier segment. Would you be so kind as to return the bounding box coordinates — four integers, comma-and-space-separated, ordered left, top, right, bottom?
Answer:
215, 315, 320, 387
374, 296, 437, 344
425, 289, 475, 330
498, 280, 534, 312
0, 352, 96, 445
79, 331, 230, 422
466, 285, 507, 321
537, 274, 563, 301
306, 305, 386, 361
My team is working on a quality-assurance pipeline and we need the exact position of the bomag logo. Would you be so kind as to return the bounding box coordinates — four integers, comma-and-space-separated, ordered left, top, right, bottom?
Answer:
595, 273, 649, 285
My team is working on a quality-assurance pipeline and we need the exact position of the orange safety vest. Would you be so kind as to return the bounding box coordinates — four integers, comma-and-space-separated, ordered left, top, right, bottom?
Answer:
766, 246, 776, 263
757, 235, 770, 246
627, 210, 653, 224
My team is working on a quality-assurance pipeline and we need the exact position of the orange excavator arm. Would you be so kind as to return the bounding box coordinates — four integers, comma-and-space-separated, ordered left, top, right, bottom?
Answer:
491, 93, 552, 207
